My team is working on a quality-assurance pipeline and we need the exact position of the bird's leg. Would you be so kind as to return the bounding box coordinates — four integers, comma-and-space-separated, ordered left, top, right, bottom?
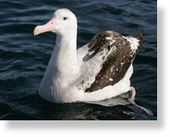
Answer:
128, 86, 153, 116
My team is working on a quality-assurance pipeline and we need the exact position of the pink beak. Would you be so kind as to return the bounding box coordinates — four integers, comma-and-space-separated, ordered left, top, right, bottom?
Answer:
33, 17, 57, 36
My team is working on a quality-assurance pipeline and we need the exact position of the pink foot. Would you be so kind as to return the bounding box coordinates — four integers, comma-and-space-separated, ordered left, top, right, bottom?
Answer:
128, 86, 153, 116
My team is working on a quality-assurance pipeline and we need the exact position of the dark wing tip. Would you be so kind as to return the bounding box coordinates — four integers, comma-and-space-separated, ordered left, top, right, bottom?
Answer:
136, 33, 144, 45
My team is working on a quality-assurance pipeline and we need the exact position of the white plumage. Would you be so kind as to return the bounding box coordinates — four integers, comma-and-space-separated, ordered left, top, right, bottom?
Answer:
33, 8, 141, 103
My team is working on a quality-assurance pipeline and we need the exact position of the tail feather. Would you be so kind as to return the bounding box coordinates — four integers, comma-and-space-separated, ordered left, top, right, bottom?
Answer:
136, 33, 144, 45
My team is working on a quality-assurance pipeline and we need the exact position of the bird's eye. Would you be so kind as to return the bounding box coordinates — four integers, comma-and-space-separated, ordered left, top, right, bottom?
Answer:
63, 17, 68, 20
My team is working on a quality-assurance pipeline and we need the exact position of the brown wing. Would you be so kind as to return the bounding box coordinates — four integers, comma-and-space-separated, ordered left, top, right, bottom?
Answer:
84, 31, 142, 92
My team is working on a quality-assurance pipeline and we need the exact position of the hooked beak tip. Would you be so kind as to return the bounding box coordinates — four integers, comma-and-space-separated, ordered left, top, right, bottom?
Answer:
33, 26, 40, 36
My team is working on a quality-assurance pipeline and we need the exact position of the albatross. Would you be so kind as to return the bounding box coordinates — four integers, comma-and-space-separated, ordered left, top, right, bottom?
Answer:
33, 8, 152, 114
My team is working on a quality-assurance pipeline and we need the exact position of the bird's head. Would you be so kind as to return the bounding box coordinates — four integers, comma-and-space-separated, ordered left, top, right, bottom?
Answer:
33, 8, 77, 36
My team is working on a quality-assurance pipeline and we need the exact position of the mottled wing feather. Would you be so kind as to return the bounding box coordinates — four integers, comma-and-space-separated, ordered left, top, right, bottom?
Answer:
84, 31, 140, 92
88, 31, 121, 54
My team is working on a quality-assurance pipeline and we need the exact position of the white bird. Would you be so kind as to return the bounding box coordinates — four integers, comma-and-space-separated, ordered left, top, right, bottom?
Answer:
33, 8, 144, 107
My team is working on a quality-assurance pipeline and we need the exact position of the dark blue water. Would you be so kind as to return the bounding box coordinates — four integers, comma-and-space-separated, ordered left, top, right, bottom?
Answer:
0, 0, 157, 120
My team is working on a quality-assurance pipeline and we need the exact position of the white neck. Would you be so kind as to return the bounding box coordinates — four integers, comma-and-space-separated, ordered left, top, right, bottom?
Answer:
49, 29, 80, 84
